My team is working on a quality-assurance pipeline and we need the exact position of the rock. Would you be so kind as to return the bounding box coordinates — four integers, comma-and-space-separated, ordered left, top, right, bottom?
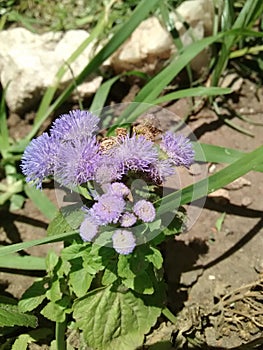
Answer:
111, 16, 174, 75
241, 196, 253, 207
0, 27, 103, 113
224, 177, 251, 190
111, 0, 215, 76
208, 189, 230, 204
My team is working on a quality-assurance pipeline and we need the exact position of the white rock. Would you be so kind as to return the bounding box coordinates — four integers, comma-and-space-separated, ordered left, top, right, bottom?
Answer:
111, 0, 215, 76
0, 27, 103, 113
111, 17, 173, 74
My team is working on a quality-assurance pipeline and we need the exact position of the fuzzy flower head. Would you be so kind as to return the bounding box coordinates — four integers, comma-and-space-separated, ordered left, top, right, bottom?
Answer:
79, 217, 98, 242
112, 229, 136, 255
50, 109, 99, 142
160, 131, 195, 168
133, 199, 156, 223
54, 137, 101, 188
149, 159, 175, 184
90, 193, 125, 225
21, 133, 58, 189
111, 135, 158, 175
119, 212, 137, 227
94, 156, 122, 185
108, 182, 131, 198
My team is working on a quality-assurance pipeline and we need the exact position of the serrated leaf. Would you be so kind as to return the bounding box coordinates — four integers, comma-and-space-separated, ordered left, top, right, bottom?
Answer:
146, 247, 163, 270
102, 262, 118, 286
73, 285, 162, 350
122, 271, 154, 295
46, 278, 61, 303
19, 278, 48, 313
41, 297, 71, 322
0, 304, 38, 328
69, 266, 93, 298
47, 205, 84, 237
12, 334, 33, 350
118, 249, 149, 280
148, 219, 162, 232
61, 243, 91, 261
82, 245, 115, 275
46, 250, 59, 274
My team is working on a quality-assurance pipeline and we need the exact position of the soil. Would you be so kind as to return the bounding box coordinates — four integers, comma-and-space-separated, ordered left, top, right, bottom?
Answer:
0, 77, 263, 349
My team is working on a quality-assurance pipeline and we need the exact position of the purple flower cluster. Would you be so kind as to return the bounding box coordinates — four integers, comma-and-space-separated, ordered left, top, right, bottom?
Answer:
21, 109, 195, 254
80, 182, 157, 254
21, 110, 101, 189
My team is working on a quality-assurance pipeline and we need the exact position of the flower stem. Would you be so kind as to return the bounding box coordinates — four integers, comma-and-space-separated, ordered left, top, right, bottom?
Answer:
162, 307, 177, 324
56, 320, 67, 350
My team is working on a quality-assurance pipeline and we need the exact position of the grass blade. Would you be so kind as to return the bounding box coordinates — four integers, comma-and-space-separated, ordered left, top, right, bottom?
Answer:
0, 255, 45, 270
90, 75, 120, 114
156, 145, 263, 214
152, 87, 232, 104
24, 184, 58, 221
0, 231, 78, 257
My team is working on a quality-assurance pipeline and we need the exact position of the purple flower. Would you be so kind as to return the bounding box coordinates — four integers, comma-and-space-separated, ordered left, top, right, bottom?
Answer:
111, 135, 158, 174
54, 137, 101, 187
90, 193, 125, 225
94, 158, 122, 185
133, 199, 156, 223
108, 182, 131, 198
160, 131, 195, 168
149, 159, 175, 184
119, 212, 137, 227
112, 229, 136, 255
21, 133, 58, 189
79, 217, 98, 241
50, 109, 99, 141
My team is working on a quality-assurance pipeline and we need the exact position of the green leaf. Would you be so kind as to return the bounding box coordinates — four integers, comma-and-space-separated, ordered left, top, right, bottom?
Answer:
73, 285, 162, 350
61, 243, 90, 261
69, 266, 93, 298
41, 297, 71, 323
10, 193, 25, 211
24, 184, 57, 221
46, 278, 62, 303
11, 334, 33, 350
145, 247, 163, 270
46, 250, 59, 274
102, 262, 118, 286
0, 304, 38, 328
19, 278, 48, 313
47, 206, 84, 236
82, 245, 115, 275
122, 271, 154, 295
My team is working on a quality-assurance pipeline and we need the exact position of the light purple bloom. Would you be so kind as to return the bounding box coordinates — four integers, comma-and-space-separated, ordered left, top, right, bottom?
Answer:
50, 109, 99, 141
54, 137, 101, 187
21, 133, 58, 189
119, 212, 137, 227
112, 229, 136, 255
90, 193, 125, 225
79, 217, 98, 241
160, 131, 194, 168
108, 182, 131, 198
111, 135, 158, 174
133, 199, 156, 223
149, 159, 175, 184
94, 159, 122, 185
